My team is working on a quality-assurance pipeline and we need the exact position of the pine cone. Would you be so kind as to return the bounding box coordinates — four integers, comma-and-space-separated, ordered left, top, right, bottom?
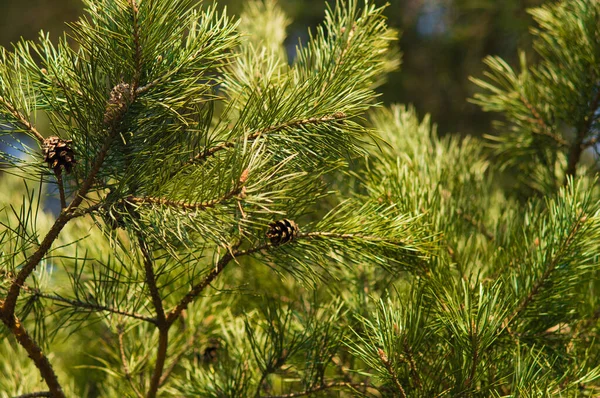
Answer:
42, 136, 76, 173
201, 339, 220, 365
266, 219, 299, 245
103, 82, 132, 125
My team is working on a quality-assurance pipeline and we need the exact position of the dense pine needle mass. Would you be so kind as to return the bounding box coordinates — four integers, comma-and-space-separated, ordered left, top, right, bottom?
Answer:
0, 0, 600, 396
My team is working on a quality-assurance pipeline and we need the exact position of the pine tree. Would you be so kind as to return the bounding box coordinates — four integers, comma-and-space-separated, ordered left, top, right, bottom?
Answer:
0, 1, 599, 398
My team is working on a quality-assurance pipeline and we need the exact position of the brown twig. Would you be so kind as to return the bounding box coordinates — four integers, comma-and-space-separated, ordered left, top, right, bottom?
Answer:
260, 382, 371, 398
55, 170, 67, 210
138, 236, 169, 398
319, 23, 356, 97
139, 239, 167, 329
166, 244, 240, 325
464, 321, 479, 390
456, 209, 495, 242
403, 338, 422, 389
118, 326, 144, 398
502, 214, 586, 330
129, 0, 142, 91
189, 112, 346, 165
519, 93, 568, 147
1, 310, 65, 398
135, 79, 159, 96
564, 88, 600, 184
127, 185, 244, 212
0, 95, 45, 143
377, 348, 407, 398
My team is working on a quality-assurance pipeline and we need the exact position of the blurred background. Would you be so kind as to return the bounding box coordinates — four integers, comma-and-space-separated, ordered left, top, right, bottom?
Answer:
0, 0, 543, 136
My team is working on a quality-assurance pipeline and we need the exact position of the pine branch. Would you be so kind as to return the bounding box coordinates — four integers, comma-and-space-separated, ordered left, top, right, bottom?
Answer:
503, 213, 587, 329
403, 338, 422, 390
260, 382, 372, 398
301, 231, 405, 243
0, 128, 120, 398
189, 112, 347, 164
0, 3, 145, 392
118, 325, 145, 398
135, 79, 159, 96
518, 93, 567, 147
319, 23, 356, 97
138, 238, 168, 328
62, 202, 107, 221
255, 368, 272, 398
66, 185, 246, 223
331, 355, 369, 393
377, 348, 407, 398
0, 309, 65, 398
564, 87, 600, 183
166, 227, 416, 325
22, 287, 156, 324
0, 95, 45, 143
2, 123, 120, 323
127, 185, 244, 211
1, 37, 143, 322
40, 67, 84, 99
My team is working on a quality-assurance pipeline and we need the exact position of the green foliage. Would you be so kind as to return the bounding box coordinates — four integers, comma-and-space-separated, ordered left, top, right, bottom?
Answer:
471, 0, 600, 194
1, 0, 600, 397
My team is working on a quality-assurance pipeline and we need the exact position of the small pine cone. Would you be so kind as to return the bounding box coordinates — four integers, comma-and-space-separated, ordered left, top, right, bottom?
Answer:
42, 136, 76, 173
266, 219, 299, 245
201, 339, 220, 365
103, 82, 132, 125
